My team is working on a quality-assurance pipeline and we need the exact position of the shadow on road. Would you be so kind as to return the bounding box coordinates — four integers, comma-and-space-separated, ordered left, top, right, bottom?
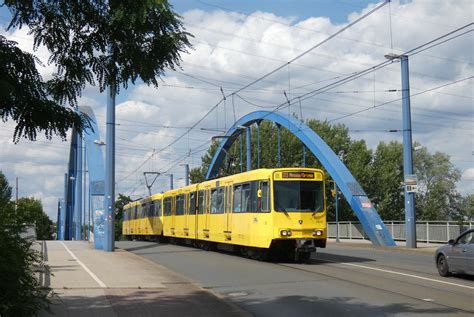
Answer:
233, 295, 464, 317
312, 252, 376, 263
39, 287, 246, 317
451, 274, 474, 281
118, 242, 165, 252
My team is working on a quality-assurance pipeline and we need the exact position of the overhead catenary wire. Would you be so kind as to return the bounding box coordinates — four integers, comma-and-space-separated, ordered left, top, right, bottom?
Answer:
118, 3, 388, 183
327, 76, 473, 123
119, 20, 471, 187
250, 22, 474, 121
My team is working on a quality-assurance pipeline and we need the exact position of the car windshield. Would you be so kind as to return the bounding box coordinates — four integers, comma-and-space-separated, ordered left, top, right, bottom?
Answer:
273, 181, 324, 212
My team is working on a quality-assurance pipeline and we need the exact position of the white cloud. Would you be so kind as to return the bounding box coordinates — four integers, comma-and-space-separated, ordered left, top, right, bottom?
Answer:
1, 0, 472, 222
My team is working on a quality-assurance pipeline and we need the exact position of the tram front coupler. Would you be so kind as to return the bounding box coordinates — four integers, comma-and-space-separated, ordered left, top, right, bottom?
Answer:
295, 238, 316, 253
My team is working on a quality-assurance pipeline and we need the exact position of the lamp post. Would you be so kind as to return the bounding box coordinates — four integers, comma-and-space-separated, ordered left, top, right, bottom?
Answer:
385, 53, 417, 248
104, 70, 116, 252
69, 175, 76, 240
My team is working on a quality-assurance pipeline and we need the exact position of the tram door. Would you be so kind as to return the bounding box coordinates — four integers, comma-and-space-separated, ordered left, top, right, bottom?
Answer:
205, 189, 210, 230
171, 196, 176, 235
225, 183, 233, 240
184, 193, 188, 235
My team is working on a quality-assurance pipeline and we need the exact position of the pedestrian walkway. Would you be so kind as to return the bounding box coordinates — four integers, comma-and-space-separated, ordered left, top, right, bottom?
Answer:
39, 241, 249, 317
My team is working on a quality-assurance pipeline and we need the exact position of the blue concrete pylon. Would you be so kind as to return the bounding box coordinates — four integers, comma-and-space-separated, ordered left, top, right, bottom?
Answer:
59, 106, 105, 249
206, 111, 396, 247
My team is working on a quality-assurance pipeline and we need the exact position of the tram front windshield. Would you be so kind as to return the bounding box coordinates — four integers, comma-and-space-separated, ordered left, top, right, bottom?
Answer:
273, 181, 324, 212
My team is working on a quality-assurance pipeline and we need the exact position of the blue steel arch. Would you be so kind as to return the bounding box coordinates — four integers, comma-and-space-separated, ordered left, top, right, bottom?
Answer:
206, 111, 396, 247
59, 106, 105, 249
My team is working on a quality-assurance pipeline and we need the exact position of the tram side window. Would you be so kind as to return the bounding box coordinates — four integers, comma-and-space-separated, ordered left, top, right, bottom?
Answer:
210, 189, 217, 213
189, 192, 197, 215
133, 206, 137, 219
233, 185, 242, 213
164, 197, 172, 216
142, 204, 148, 217
149, 202, 155, 217
249, 181, 258, 212
260, 181, 270, 212
137, 205, 143, 218
156, 200, 162, 217
197, 191, 205, 214
216, 188, 224, 213
226, 186, 232, 211
176, 195, 185, 216
242, 184, 251, 212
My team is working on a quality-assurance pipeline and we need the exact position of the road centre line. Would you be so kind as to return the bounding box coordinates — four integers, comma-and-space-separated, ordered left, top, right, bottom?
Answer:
60, 242, 107, 288
331, 261, 474, 290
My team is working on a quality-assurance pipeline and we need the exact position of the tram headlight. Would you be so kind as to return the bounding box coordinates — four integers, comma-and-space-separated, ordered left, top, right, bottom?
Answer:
313, 230, 323, 237
280, 229, 292, 237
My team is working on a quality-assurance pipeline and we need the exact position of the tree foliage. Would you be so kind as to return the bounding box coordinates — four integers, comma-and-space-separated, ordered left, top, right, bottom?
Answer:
1, 0, 192, 142
369, 141, 405, 220
16, 197, 54, 240
0, 35, 88, 142
414, 146, 463, 220
0, 171, 12, 206
190, 117, 470, 221
0, 172, 51, 316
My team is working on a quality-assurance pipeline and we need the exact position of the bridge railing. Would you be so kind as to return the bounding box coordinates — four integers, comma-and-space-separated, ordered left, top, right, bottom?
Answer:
327, 221, 473, 244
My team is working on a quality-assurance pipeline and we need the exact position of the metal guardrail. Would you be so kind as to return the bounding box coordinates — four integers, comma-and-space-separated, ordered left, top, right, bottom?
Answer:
327, 221, 473, 244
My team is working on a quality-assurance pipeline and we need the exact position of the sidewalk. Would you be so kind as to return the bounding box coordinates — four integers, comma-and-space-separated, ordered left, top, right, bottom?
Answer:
39, 241, 249, 317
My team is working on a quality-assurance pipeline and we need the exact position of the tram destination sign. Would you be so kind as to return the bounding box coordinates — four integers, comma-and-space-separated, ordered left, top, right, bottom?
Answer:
282, 172, 315, 179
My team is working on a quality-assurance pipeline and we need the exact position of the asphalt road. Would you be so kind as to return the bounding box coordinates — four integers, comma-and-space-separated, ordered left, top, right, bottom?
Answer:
116, 241, 474, 316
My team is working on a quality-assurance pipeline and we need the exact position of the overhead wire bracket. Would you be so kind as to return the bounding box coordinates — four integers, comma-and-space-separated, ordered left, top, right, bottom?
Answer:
143, 172, 160, 196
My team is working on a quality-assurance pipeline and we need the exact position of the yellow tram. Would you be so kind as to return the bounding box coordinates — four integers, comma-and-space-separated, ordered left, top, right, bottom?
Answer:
123, 168, 327, 261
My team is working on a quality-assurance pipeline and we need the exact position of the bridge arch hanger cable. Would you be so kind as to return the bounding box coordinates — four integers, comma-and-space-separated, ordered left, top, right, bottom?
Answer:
119, 1, 389, 183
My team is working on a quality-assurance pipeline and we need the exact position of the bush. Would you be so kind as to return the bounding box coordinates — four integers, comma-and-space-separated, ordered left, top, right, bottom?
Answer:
0, 202, 52, 316
0, 171, 52, 316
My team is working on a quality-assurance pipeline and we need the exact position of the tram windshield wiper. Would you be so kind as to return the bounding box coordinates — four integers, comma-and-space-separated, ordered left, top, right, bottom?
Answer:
275, 202, 289, 217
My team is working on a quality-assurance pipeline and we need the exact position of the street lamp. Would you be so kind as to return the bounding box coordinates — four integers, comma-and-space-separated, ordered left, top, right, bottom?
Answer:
384, 53, 401, 61
93, 140, 105, 146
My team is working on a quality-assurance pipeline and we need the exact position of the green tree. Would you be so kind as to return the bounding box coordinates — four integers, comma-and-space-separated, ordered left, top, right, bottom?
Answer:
0, 173, 51, 316
459, 194, 473, 220
369, 141, 404, 220
191, 117, 373, 221
189, 118, 468, 222
115, 193, 132, 240
1, 0, 192, 142
190, 140, 220, 183
414, 146, 462, 220
0, 171, 12, 206
16, 197, 54, 240
0, 35, 87, 142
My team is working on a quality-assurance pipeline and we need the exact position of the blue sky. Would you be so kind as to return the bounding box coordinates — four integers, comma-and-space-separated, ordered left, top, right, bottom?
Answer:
171, 0, 376, 24
0, 1, 377, 25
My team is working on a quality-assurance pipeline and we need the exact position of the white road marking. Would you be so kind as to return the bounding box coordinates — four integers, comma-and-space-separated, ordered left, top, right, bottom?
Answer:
60, 241, 107, 288
336, 261, 474, 290
422, 298, 434, 302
